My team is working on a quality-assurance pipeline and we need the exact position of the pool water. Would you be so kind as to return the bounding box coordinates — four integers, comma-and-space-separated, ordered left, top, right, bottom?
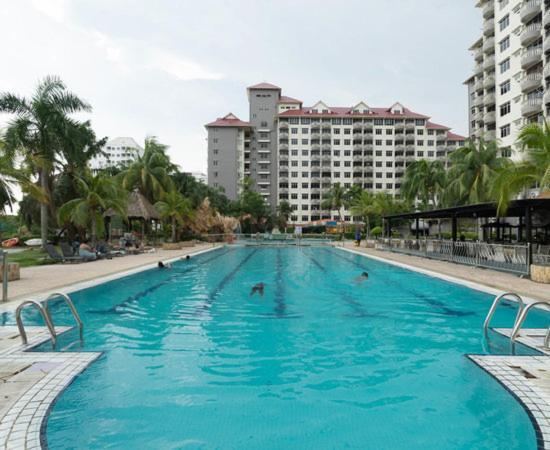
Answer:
7, 246, 550, 449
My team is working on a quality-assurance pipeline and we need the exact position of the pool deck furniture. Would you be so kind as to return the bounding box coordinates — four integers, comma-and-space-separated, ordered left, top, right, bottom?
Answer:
44, 244, 86, 264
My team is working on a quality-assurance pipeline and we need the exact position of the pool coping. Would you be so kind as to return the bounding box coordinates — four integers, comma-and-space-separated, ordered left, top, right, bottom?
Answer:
337, 245, 550, 450
0, 245, 223, 449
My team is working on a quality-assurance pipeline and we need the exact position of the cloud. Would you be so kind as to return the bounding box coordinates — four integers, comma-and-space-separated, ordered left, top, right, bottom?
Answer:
151, 50, 223, 81
31, 0, 68, 22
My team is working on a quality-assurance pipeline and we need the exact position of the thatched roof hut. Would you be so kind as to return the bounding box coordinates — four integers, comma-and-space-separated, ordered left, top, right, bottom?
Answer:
105, 190, 159, 220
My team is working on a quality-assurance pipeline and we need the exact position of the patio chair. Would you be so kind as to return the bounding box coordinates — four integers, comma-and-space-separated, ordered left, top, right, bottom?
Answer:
45, 244, 86, 264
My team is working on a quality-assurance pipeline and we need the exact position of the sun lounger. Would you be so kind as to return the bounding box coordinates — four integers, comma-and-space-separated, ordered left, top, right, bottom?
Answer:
45, 244, 86, 264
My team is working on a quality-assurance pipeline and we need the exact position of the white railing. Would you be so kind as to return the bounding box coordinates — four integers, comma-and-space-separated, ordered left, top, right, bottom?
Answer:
377, 239, 531, 275
196, 233, 340, 246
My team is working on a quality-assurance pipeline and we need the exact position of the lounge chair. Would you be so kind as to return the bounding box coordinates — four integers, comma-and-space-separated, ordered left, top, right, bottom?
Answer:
45, 244, 86, 264
60, 241, 97, 261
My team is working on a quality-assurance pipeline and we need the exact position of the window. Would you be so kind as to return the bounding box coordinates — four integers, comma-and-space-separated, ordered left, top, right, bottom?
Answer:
302, 128, 308, 134
500, 36, 510, 52
213, 149, 219, 155
500, 80, 511, 95
499, 14, 509, 31
213, 138, 218, 143
500, 58, 510, 74
500, 101, 511, 116
375, 129, 382, 135
213, 160, 218, 166
386, 129, 393, 135
302, 139, 309, 145
344, 139, 351, 145
333, 139, 341, 145
500, 124, 510, 138
291, 128, 298, 134
375, 139, 382, 146
291, 139, 298, 145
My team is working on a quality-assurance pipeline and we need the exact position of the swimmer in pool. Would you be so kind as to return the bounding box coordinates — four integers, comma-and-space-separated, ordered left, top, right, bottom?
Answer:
158, 261, 172, 269
250, 282, 265, 297
353, 272, 369, 283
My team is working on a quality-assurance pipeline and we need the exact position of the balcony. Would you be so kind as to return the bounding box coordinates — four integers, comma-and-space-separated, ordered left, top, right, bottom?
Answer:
520, 0, 542, 24
545, 9, 550, 28
521, 72, 543, 92
322, 133, 331, 140
482, 0, 494, 19
394, 123, 405, 131
353, 144, 363, 151
353, 154, 363, 162
405, 144, 416, 153
483, 76, 495, 89
483, 55, 495, 70
485, 111, 496, 123
279, 132, 289, 140
544, 90, 550, 105
474, 63, 483, 75
322, 144, 331, 151
474, 47, 484, 62
353, 123, 363, 130
394, 133, 405, 141
363, 133, 373, 140
473, 95, 484, 107
544, 38, 550, 55
482, 37, 495, 53
521, 97, 543, 116
311, 144, 320, 151
279, 122, 288, 129
279, 144, 288, 150
521, 47, 543, 69
484, 92, 496, 104
395, 145, 405, 152
405, 123, 415, 130
279, 154, 288, 162
364, 144, 373, 152
473, 77, 483, 91
521, 23, 542, 47
484, 130, 496, 141
483, 18, 495, 36
544, 64, 550, 79
311, 133, 320, 140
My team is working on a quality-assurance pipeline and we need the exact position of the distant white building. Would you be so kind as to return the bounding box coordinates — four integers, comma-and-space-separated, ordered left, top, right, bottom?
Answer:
89, 137, 143, 172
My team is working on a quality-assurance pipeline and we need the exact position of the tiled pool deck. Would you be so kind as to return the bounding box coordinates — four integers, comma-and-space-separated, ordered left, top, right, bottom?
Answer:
0, 242, 549, 449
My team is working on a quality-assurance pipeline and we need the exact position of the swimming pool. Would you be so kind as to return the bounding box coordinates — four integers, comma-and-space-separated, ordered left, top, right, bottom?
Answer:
9, 246, 550, 449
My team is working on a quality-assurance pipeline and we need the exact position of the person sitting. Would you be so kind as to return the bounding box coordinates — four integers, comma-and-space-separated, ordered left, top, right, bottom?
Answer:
79, 241, 97, 260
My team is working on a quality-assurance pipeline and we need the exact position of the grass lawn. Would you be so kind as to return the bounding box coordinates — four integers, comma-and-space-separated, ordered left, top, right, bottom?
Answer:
6, 248, 56, 267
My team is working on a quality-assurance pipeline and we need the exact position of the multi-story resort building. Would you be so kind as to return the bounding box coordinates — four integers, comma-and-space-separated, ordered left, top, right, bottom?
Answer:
89, 137, 143, 172
465, 0, 547, 159
206, 83, 465, 225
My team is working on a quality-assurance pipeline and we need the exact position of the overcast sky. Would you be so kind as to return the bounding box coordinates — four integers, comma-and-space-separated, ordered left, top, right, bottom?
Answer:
0, 0, 480, 173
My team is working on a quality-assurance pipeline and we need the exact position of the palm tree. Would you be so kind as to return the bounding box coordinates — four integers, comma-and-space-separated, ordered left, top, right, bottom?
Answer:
276, 200, 292, 233
120, 137, 176, 203
401, 159, 446, 209
321, 183, 347, 221
350, 190, 376, 238
0, 76, 91, 247
446, 139, 504, 205
58, 172, 127, 244
154, 189, 193, 242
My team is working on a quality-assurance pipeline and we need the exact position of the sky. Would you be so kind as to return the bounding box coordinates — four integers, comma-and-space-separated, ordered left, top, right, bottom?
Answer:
0, 0, 480, 174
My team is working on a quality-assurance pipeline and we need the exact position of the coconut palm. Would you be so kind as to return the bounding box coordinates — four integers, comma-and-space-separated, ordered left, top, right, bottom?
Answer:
321, 183, 347, 221
0, 76, 91, 247
58, 172, 127, 244
350, 190, 376, 237
154, 189, 193, 242
120, 137, 176, 203
401, 159, 446, 209
446, 139, 504, 205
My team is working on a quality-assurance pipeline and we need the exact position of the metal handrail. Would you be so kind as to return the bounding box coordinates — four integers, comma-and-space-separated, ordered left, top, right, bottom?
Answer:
43, 292, 83, 341
15, 300, 57, 347
483, 292, 525, 333
510, 301, 550, 346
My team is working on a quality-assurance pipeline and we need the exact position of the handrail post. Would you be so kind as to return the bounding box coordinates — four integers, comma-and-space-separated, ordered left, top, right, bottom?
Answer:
1, 250, 7, 302
483, 292, 525, 334
15, 300, 57, 348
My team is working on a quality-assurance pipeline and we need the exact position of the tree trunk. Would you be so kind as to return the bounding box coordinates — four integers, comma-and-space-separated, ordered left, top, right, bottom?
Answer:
171, 216, 176, 242
39, 167, 48, 249
366, 216, 370, 239
91, 213, 97, 246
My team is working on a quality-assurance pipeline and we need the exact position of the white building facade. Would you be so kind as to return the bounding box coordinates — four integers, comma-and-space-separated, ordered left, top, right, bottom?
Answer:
207, 84, 466, 225
466, 0, 547, 159
89, 137, 143, 172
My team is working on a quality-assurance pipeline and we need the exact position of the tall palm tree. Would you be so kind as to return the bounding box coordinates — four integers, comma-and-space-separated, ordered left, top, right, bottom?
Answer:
350, 190, 376, 237
154, 189, 193, 242
401, 159, 446, 209
58, 172, 127, 244
321, 183, 347, 221
0, 76, 91, 247
120, 137, 176, 203
446, 139, 504, 205
276, 200, 292, 233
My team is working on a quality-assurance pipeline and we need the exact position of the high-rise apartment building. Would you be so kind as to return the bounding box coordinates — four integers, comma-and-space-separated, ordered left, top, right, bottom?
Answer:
206, 83, 465, 224
466, 0, 547, 159
89, 137, 143, 172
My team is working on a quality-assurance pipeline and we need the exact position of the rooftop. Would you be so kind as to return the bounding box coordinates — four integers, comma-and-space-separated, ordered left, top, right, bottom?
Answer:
247, 82, 281, 90
205, 113, 251, 128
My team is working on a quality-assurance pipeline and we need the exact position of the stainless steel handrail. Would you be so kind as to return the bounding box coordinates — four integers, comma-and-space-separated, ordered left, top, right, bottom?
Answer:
15, 300, 57, 347
43, 292, 83, 341
483, 292, 525, 333
510, 301, 550, 347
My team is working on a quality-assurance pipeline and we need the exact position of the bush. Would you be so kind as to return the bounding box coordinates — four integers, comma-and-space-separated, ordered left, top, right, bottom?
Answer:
370, 226, 383, 237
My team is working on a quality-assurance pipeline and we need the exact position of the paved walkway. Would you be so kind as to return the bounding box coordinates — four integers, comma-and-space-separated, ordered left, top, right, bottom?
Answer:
0, 244, 218, 310
341, 243, 550, 303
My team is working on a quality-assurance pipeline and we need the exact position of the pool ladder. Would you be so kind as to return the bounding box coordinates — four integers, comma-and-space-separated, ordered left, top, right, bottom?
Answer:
483, 292, 550, 349
15, 292, 83, 349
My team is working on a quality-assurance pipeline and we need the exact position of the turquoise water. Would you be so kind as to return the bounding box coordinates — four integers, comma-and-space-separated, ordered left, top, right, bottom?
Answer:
5, 246, 549, 449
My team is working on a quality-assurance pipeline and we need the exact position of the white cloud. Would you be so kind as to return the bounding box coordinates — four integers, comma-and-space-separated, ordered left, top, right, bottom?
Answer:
150, 50, 223, 81
30, 0, 68, 22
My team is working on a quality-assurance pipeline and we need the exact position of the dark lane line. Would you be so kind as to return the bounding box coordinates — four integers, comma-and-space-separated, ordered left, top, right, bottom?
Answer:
87, 247, 232, 314
301, 249, 377, 318
326, 248, 474, 317
274, 248, 287, 316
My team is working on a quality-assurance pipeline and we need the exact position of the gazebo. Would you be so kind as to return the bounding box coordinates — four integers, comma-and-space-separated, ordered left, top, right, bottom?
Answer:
104, 190, 160, 242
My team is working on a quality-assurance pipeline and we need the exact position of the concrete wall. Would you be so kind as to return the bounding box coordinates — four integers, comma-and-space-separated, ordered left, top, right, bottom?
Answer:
207, 127, 243, 200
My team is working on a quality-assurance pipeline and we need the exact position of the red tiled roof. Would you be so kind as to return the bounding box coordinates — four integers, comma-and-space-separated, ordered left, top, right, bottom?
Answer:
247, 82, 281, 90
426, 121, 451, 130
278, 95, 302, 104
447, 131, 466, 141
205, 113, 250, 128
277, 106, 429, 119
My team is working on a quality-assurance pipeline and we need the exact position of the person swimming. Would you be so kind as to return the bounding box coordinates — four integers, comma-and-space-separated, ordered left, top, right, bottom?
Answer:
250, 282, 265, 297
158, 261, 172, 269
353, 272, 369, 283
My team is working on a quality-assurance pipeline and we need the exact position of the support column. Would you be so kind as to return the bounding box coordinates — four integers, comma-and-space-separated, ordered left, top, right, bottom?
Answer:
526, 205, 533, 266
451, 215, 458, 242
415, 218, 420, 240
